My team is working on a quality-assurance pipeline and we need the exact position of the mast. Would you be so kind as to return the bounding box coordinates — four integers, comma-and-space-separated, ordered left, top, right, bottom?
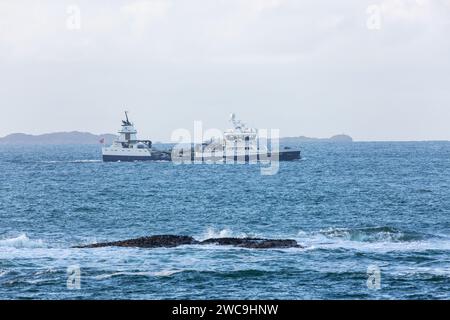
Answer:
230, 113, 243, 130
122, 110, 132, 126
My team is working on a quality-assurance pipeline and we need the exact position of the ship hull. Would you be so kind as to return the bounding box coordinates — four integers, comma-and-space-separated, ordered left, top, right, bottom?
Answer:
178, 149, 301, 163
274, 150, 301, 161
103, 150, 300, 162
102, 151, 171, 162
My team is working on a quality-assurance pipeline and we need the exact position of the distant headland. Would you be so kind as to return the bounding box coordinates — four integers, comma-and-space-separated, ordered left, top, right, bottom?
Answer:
0, 132, 117, 145
281, 134, 353, 143
0, 131, 353, 145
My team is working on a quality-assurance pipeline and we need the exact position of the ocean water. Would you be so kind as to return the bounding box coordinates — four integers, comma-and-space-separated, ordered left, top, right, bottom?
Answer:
0, 142, 449, 300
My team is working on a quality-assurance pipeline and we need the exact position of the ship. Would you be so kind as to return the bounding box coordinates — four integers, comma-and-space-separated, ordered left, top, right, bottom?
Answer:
173, 113, 301, 163
102, 112, 171, 162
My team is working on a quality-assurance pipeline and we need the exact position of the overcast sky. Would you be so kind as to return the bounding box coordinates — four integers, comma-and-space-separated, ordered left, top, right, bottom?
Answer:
1, 0, 449, 141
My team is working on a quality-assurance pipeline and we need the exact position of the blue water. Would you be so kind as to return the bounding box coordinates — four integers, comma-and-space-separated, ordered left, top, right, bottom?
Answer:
0, 142, 449, 299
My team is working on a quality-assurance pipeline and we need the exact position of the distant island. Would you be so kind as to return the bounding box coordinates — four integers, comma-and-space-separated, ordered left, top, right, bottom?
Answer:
281, 134, 353, 143
0, 132, 353, 145
0, 132, 117, 145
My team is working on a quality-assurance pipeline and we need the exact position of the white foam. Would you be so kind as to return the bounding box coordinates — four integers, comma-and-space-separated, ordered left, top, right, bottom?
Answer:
198, 227, 250, 241
317, 239, 450, 252
152, 270, 182, 277
295, 229, 450, 253
94, 269, 182, 280
0, 234, 45, 249
199, 227, 234, 240
94, 271, 150, 280
41, 159, 101, 164
72, 159, 101, 163
389, 266, 450, 277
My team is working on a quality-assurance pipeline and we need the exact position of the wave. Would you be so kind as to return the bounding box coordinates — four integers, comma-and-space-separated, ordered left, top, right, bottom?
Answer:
317, 226, 427, 243
1, 227, 447, 253
93, 269, 276, 281
94, 269, 182, 280
0, 234, 45, 248
197, 227, 246, 241
389, 266, 450, 278
296, 226, 450, 252
41, 159, 101, 164
72, 159, 102, 163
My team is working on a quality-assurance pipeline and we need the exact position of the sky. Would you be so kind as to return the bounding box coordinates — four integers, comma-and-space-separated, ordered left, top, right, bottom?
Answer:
0, 0, 449, 141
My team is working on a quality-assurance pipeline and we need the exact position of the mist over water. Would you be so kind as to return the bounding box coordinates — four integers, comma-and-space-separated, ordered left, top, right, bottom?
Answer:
0, 142, 449, 299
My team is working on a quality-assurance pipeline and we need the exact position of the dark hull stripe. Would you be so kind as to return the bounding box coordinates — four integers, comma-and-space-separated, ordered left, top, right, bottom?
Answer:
103, 150, 300, 162
194, 150, 301, 162
102, 155, 168, 162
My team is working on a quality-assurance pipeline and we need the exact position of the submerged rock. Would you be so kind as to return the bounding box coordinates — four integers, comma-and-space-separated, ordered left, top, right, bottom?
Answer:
74, 235, 302, 249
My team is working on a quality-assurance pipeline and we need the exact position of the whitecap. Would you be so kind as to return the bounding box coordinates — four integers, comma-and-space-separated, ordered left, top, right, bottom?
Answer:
0, 234, 45, 248
71, 159, 101, 163
41, 159, 101, 164
389, 266, 450, 277
197, 227, 249, 241
295, 227, 450, 253
152, 270, 182, 277
94, 269, 182, 280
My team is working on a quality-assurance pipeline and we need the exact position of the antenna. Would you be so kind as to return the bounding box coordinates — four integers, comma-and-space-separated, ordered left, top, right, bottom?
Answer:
230, 113, 244, 130
230, 113, 238, 128
122, 110, 132, 126
124, 110, 133, 126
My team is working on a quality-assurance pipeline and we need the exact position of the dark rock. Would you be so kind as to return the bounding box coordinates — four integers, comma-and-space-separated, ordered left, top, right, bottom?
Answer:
74, 235, 303, 249
200, 237, 301, 249
74, 235, 198, 248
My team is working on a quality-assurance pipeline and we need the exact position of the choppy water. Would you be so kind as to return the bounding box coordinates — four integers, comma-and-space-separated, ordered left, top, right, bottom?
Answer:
0, 142, 449, 299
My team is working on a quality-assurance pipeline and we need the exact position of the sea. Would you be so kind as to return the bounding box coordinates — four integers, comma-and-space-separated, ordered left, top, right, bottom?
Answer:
0, 142, 449, 299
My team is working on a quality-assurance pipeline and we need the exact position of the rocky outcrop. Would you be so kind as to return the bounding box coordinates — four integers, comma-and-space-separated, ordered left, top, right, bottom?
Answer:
74, 235, 198, 248
74, 235, 303, 249
201, 237, 301, 249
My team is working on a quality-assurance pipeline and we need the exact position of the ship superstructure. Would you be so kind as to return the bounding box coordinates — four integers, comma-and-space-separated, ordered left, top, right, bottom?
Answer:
102, 112, 170, 162
184, 114, 301, 162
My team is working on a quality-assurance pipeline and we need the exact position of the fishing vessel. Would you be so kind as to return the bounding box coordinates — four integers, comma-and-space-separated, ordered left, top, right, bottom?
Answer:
102, 112, 170, 162
174, 113, 301, 163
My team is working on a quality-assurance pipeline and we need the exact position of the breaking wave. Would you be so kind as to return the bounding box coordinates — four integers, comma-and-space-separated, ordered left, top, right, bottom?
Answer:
296, 226, 450, 252
198, 227, 247, 241
317, 226, 427, 242
94, 270, 182, 280
0, 234, 45, 248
